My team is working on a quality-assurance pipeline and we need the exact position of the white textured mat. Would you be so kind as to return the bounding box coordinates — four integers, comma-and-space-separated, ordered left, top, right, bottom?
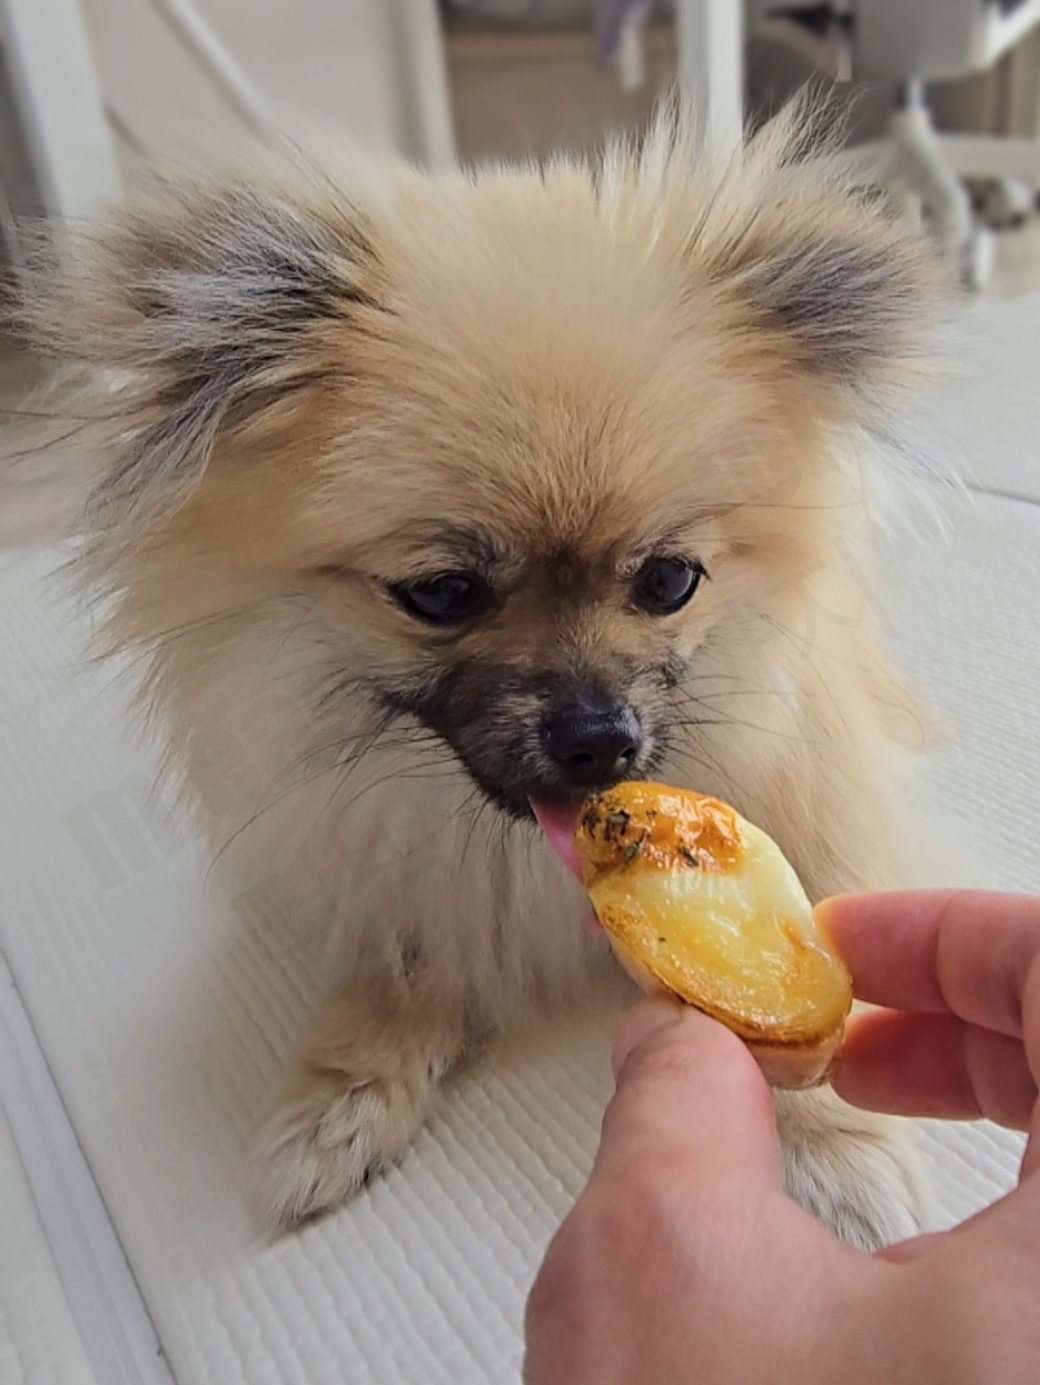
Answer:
2, 301, 1038, 1384
911, 294, 1040, 503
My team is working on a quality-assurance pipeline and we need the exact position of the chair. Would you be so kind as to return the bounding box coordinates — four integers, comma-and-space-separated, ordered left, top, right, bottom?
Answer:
750, 0, 1040, 287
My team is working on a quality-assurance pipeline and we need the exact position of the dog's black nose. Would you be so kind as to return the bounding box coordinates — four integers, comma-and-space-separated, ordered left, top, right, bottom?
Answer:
543, 701, 643, 787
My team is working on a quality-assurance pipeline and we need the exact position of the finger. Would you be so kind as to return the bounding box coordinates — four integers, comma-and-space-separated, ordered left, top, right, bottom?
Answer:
596, 1001, 782, 1189
876, 1230, 949, 1264
834, 1009, 1036, 1129
1023, 1129, 1040, 1180
611, 997, 685, 1078
818, 892, 1040, 1042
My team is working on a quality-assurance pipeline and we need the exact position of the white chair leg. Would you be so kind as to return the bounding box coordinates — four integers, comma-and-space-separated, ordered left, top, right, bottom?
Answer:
387, 0, 456, 172
675, 0, 744, 154
0, 0, 121, 218
889, 102, 974, 261
886, 96, 997, 289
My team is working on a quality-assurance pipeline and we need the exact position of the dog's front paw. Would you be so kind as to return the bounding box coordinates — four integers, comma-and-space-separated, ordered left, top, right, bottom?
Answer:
775, 1088, 930, 1251
255, 994, 460, 1230
257, 1062, 430, 1230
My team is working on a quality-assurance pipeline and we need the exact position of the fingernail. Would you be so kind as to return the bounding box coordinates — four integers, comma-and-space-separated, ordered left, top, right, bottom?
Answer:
812, 894, 852, 938
813, 894, 847, 919
611, 998, 684, 1081
814, 897, 853, 919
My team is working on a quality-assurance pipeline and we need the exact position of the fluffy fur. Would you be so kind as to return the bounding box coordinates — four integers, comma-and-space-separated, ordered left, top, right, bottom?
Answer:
16, 100, 941, 1240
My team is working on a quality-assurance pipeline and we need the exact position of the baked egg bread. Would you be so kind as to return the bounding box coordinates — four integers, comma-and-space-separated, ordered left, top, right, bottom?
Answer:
573, 783, 852, 1089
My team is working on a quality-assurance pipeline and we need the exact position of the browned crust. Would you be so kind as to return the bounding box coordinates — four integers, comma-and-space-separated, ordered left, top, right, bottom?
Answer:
582, 783, 851, 1091
579, 783, 744, 880
606, 930, 846, 1089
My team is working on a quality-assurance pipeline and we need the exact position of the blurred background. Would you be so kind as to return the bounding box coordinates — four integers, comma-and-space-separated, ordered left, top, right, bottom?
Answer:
0, 4, 1035, 211
2, 3, 1040, 269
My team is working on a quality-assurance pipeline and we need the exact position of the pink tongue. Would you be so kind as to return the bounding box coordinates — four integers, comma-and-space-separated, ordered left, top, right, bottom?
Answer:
530, 798, 583, 877
531, 799, 602, 936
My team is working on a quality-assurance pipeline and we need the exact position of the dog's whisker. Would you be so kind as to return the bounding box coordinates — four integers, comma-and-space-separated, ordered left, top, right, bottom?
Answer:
668, 709, 819, 744
210, 753, 460, 886
758, 614, 854, 741
666, 742, 756, 813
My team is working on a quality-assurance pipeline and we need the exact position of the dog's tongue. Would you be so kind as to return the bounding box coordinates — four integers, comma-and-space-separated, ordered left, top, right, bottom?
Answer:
532, 799, 604, 937
530, 798, 583, 878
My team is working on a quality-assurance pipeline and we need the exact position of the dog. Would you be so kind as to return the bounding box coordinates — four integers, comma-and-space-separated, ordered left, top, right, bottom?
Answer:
16, 99, 940, 1243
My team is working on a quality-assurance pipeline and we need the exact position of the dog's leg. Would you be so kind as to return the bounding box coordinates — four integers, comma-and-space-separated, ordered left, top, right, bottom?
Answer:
256, 989, 461, 1230
774, 1087, 929, 1251
762, 748, 931, 1251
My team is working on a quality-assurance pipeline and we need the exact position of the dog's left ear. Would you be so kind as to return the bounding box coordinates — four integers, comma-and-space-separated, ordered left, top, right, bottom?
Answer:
724, 209, 936, 391
689, 108, 941, 395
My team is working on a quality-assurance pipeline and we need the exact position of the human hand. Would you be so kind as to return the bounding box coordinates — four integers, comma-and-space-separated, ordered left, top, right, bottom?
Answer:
524, 891, 1040, 1385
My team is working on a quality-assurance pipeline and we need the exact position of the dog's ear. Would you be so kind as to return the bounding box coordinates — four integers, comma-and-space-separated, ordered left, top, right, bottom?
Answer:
683, 105, 942, 397
719, 204, 935, 392
17, 178, 383, 523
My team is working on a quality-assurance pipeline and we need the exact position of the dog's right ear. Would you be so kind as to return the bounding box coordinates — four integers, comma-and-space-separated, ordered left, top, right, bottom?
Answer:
15, 178, 385, 524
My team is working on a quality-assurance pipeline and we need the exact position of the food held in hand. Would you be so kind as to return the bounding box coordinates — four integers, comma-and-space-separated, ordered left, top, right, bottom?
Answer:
558, 783, 852, 1089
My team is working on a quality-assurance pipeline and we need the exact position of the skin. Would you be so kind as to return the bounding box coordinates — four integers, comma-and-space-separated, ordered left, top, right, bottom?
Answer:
524, 891, 1040, 1385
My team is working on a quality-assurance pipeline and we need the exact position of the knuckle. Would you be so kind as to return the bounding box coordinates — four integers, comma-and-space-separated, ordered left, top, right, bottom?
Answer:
612, 1020, 757, 1120
616, 1029, 705, 1094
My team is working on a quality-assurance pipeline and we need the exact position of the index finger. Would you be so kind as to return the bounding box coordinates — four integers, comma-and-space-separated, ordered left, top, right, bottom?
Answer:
816, 891, 1040, 1041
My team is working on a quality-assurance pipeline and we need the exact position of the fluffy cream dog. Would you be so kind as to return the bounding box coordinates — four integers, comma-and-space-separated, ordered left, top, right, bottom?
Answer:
19, 101, 939, 1241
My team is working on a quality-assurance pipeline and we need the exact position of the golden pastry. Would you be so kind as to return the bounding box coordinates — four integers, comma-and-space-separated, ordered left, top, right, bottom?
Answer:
572, 783, 852, 1089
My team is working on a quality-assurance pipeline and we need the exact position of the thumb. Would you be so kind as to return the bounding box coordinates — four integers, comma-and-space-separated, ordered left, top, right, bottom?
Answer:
595, 999, 784, 1188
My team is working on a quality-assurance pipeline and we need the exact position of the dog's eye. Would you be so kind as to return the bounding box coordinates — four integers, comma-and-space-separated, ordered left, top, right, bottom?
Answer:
633, 557, 705, 616
390, 571, 494, 626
